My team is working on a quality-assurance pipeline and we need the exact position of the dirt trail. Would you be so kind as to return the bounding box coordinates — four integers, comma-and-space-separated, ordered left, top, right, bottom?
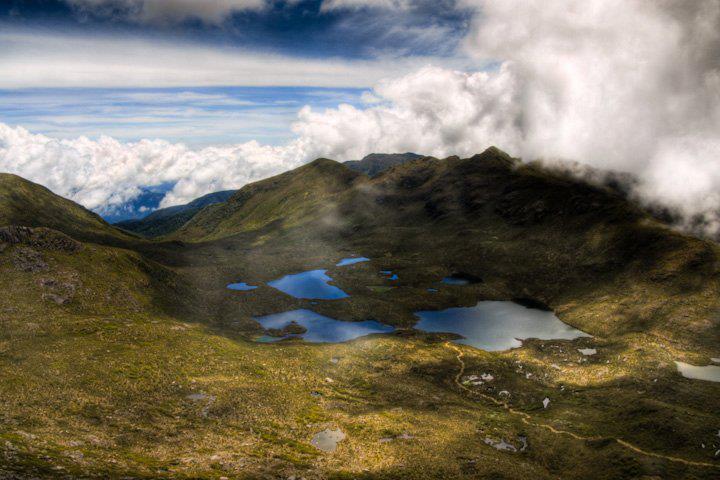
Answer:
445, 342, 719, 469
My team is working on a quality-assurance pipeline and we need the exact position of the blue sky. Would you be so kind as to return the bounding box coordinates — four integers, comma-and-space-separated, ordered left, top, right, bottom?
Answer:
0, 86, 367, 146
0, 0, 473, 146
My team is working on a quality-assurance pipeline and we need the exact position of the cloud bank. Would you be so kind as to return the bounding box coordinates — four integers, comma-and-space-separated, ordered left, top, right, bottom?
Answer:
2, 0, 719, 234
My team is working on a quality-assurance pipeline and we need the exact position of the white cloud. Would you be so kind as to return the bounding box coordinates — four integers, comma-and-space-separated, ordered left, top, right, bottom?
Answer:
0, 28, 471, 89
2, 0, 720, 235
0, 123, 313, 212
299, 0, 720, 234
292, 65, 521, 160
65, 0, 265, 25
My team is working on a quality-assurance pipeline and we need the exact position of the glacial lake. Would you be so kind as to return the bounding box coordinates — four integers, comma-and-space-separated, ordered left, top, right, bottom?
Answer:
336, 256, 370, 266
414, 301, 591, 351
675, 361, 720, 383
268, 269, 348, 300
254, 309, 395, 343
227, 282, 258, 291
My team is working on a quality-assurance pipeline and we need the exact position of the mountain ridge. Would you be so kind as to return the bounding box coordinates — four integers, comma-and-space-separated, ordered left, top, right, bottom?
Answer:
115, 189, 234, 238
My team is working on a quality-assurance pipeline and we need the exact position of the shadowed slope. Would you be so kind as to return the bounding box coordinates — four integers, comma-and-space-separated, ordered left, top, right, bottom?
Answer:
170, 147, 720, 347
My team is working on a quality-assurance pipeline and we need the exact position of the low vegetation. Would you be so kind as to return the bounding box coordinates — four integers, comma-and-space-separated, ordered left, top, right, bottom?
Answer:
1, 148, 718, 478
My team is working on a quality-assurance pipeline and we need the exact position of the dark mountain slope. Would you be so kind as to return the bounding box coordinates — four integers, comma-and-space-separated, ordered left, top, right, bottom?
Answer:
171, 147, 720, 348
344, 152, 425, 177
0, 173, 130, 245
115, 189, 234, 238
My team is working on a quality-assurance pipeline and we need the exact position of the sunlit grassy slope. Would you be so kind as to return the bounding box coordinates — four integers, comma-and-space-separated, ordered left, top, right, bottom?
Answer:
1, 148, 719, 479
0, 174, 131, 245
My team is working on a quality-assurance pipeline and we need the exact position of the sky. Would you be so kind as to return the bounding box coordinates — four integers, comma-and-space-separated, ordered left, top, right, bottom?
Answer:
1, 0, 720, 232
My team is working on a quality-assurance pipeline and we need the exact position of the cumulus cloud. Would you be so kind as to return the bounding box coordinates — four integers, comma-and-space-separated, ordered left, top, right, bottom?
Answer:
300, 0, 720, 234
0, 123, 313, 212
64, 0, 265, 25
293, 65, 520, 160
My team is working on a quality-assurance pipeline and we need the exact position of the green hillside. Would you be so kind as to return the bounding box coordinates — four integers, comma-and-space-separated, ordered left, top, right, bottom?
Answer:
175, 158, 360, 241
1, 151, 719, 479
0, 174, 131, 245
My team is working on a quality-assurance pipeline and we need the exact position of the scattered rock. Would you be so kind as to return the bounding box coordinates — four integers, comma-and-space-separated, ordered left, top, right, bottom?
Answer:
42, 293, 70, 305
578, 348, 597, 356
311, 428, 345, 452
0, 226, 81, 252
484, 437, 517, 452
543, 397, 550, 409
13, 247, 48, 272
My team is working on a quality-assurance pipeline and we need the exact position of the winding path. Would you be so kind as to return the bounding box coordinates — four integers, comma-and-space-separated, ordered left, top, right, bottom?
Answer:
445, 342, 719, 469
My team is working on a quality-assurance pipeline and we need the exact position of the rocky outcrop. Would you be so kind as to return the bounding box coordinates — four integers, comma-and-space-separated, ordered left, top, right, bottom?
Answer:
0, 226, 82, 252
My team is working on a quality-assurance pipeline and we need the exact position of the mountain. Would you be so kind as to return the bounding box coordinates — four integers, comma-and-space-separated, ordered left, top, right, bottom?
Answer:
1, 151, 719, 479
344, 152, 425, 177
0, 173, 130, 244
177, 147, 719, 347
175, 158, 360, 241
114, 189, 234, 238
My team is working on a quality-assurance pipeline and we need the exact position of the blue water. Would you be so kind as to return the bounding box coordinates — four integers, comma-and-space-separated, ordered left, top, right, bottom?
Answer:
254, 309, 394, 343
336, 256, 370, 266
227, 282, 258, 291
268, 269, 348, 299
442, 276, 469, 285
414, 301, 590, 351
380, 271, 398, 280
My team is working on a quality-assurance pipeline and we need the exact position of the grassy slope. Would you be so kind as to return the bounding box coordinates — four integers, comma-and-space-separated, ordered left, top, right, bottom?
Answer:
175, 158, 360, 241
0, 174, 131, 245
1, 153, 720, 479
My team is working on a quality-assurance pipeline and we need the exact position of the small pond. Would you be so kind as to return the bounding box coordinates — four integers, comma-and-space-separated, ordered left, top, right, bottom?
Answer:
254, 309, 395, 343
441, 273, 482, 286
675, 361, 720, 383
380, 270, 398, 280
336, 256, 370, 267
414, 301, 591, 351
268, 269, 348, 300
227, 282, 258, 291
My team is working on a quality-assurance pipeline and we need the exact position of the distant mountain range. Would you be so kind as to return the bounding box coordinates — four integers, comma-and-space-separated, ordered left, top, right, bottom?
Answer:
112, 153, 424, 237
114, 190, 234, 238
